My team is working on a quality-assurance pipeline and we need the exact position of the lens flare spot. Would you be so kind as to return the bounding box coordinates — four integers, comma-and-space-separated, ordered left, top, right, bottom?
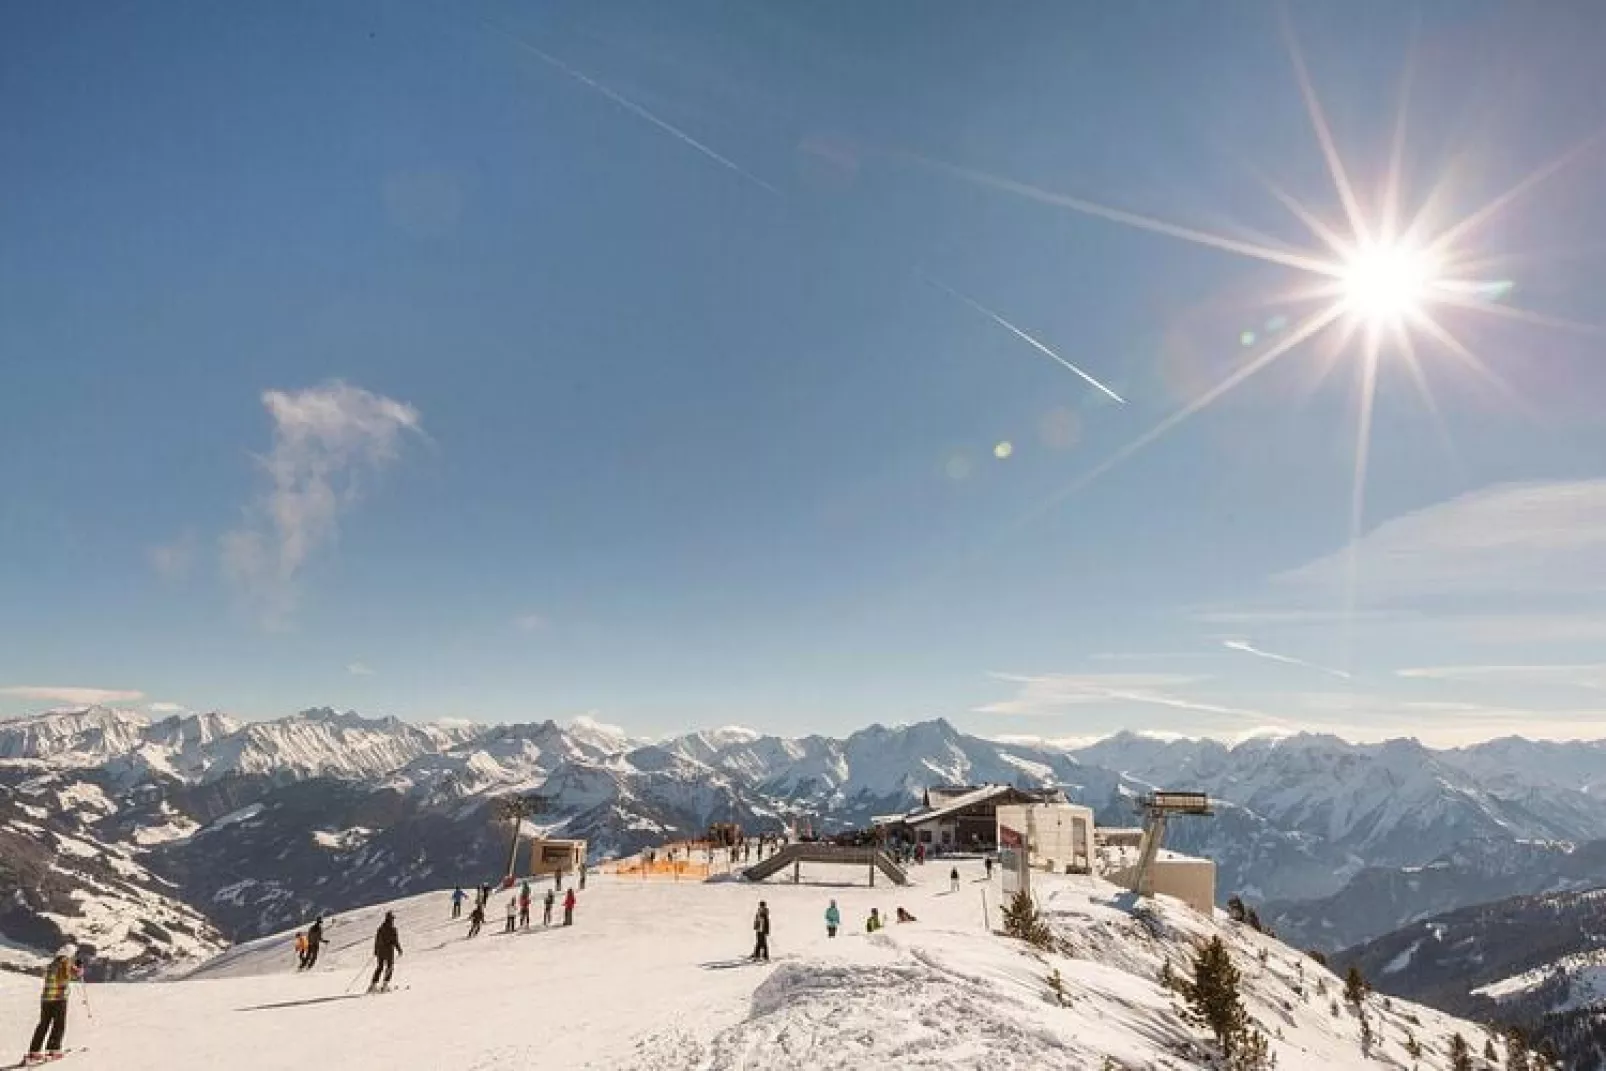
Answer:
994, 441, 1014, 459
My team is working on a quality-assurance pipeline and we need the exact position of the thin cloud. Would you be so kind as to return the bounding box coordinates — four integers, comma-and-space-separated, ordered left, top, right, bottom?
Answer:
1398, 664, 1606, 690
148, 532, 197, 581
222, 382, 421, 625
346, 662, 376, 677
148, 702, 188, 714
976, 671, 1267, 720
1222, 639, 1351, 679
1276, 479, 1606, 604
1, 686, 144, 705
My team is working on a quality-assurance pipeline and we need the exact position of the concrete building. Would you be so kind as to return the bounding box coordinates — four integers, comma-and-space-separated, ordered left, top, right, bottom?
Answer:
1105, 853, 1217, 916
994, 802, 1094, 874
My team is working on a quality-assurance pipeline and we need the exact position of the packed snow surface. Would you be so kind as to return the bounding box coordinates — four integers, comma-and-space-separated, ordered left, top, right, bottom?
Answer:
0, 861, 1484, 1069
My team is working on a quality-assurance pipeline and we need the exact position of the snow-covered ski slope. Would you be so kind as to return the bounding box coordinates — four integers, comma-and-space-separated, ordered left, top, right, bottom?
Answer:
0, 861, 1490, 1070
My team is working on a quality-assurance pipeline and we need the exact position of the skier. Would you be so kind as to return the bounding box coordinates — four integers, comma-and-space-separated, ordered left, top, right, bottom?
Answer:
451, 886, 466, 919
292, 931, 307, 967
824, 899, 841, 938
562, 888, 577, 926
504, 895, 518, 934
302, 916, 326, 969
518, 881, 532, 929
478, 882, 492, 909
554, 868, 563, 892
866, 908, 882, 933
579, 863, 587, 891
370, 911, 402, 992
949, 867, 960, 892
984, 857, 994, 880
25, 944, 81, 1065
896, 907, 917, 923
750, 901, 771, 962
543, 888, 555, 926
467, 901, 485, 939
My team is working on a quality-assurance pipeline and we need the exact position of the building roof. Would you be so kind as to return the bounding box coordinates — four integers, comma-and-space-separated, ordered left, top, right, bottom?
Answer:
904, 784, 1018, 826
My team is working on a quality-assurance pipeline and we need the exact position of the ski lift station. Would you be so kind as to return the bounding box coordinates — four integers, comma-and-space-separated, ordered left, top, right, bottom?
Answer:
528, 838, 587, 876
997, 790, 1217, 915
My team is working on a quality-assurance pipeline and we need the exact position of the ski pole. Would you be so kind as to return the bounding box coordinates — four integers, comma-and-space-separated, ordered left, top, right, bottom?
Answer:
344, 959, 373, 994
76, 979, 93, 1022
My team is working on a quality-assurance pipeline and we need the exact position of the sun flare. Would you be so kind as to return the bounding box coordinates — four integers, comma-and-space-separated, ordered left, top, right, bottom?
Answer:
1340, 242, 1439, 326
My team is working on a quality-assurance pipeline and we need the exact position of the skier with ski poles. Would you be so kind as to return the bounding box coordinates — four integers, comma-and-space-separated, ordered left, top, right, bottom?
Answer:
301, 916, 326, 969
543, 888, 555, 926
367, 911, 402, 993
25, 944, 82, 1064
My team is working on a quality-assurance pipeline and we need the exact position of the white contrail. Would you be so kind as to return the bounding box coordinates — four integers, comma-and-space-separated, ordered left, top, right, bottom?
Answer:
482, 21, 782, 197
1222, 639, 1351, 680
923, 275, 1125, 403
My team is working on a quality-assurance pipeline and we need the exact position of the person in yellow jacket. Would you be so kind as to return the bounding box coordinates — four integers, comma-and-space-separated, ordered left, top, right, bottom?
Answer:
27, 943, 82, 1063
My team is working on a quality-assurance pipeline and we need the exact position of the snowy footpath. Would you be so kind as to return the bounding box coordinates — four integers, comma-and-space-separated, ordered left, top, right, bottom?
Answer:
0, 861, 1489, 1070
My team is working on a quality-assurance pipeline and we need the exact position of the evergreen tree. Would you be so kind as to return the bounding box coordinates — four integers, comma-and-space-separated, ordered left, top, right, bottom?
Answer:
1186, 934, 1274, 1069
1246, 907, 1264, 933
1359, 1013, 1374, 1057
1227, 895, 1248, 923
1404, 1032, 1421, 1059
1002, 890, 1055, 950
1449, 1033, 1473, 1071
1344, 964, 1369, 1006
1483, 1038, 1498, 1063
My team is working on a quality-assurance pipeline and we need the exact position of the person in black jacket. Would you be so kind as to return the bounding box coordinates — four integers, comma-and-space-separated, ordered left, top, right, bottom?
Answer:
301, 917, 325, 970
370, 912, 402, 992
750, 901, 771, 962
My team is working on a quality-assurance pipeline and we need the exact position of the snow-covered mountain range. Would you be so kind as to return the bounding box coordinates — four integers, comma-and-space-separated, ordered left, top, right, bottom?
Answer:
8, 704, 1606, 976
1339, 886, 1606, 1068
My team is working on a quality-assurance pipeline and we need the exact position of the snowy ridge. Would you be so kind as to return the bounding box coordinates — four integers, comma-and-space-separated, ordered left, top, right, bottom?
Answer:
0, 859, 1498, 1070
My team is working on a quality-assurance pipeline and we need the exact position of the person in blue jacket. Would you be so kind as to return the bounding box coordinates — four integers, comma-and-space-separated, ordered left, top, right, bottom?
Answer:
824, 900, 841, 938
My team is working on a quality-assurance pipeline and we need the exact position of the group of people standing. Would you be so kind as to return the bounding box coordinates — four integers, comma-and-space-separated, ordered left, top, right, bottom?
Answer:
453, 876, 576, 939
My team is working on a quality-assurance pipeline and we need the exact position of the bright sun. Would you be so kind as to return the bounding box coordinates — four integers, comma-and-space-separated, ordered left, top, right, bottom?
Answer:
1340, 242, 1438, 324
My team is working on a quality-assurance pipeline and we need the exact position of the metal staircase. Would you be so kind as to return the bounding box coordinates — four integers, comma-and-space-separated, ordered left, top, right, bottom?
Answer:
742, 843, 909, 886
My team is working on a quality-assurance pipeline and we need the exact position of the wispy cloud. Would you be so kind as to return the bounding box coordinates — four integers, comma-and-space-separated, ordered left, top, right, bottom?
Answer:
513, 613, 549, 633
0, 686, 144, 705
1222, 639, 1351, 679
346, 662, 376, 677
1398, 664, 1606, 690
1277, 480, 1606, 604
148, 531, 197, 581
147, 702, 187, 714
976, 672, 1267, 720
222, 382, 422, 625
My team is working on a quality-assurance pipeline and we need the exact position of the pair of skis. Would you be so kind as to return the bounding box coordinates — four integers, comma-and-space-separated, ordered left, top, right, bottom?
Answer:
10, 1049, 84, 1068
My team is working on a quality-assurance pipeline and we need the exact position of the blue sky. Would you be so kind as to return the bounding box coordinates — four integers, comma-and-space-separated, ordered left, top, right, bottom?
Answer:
4, 1, 1605, 744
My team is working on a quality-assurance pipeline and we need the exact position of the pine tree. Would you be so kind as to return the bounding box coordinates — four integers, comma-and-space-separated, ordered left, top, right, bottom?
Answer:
1046, 967, 1069, 1006
1507, 1026, 1532, 1071
1002, 890, 1055, 950
1484, 1038, 1498, 1063
1228, 895, 1248, 923
1246, 907, 1264, 933
1186, 934, 1274, 1068
1344, 964, 1369, 1007
1359, 1013, 1375, 1057
1449, 1033, 1473, 1071
1404, 1032, 1421, 1059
